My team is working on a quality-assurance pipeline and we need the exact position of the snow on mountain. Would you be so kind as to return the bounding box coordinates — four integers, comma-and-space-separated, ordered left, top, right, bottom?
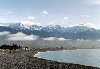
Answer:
0, 24, 7, 27
0, 23, 10, 27
30, 25, 42, 30
0, 22, 100, 40
64, 23, 98, 33
4, 21, 42, 30
20, 21, 34, 29
42, 25, 65, 32
0, 22, 99, 32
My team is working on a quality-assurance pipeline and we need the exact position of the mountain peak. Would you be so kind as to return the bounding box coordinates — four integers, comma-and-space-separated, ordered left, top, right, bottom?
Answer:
0, 22, 99, 31
0, 22, 100, 40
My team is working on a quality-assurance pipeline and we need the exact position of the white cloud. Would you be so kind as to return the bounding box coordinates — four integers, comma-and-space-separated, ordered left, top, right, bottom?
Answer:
27, 16, 35, 20
7, 11, 13, 14
35, 22, 42, 26
42, 37, 66, 41
78, 23, 98, 29
6, 32, 38, 41
21, 21, 35, 25
41, 10, 48, 15
63, 17, 68, 20
81, 15, 89, 18
84, 23, 97, 29
0, 31, 10, 36
20, 20, 42, 26
42, 37, 56, 40
77, 39, 89, 41
61, 17, 69, 26
97, 39, 100, 41
5, 11, 13, 15
84, 0, 100, 5
58, 38, 66, 41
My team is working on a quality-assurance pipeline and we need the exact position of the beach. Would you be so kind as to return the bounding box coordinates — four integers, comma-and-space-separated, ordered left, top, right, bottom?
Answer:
0, 48, 99, 69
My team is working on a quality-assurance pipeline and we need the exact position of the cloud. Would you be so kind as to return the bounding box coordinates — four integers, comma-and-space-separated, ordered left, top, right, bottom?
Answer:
42, 37, 56, 40
41, 10, 48, 15
5, 11, 13, 15
61, 17, 69, 26
21, 21, 34, 25
84, 23, 97, 29
78, 23, 98, 29
97, 39, 100, 41
77, 39, 89, 41
81, 15, 89, 18
63, 17, 68, 20
42, 37, 66, 41
20, 20, 42, 26
6, 32, 39, 41
27, 16, 35, 20
7, 11, 13, 14
35, 22, 42, 26
58, 38, 66, 41
0, 31, 10, 36
84, 0, 100, 5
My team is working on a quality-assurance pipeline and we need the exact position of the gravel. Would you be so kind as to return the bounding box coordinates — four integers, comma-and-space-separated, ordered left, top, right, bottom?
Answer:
0, 50, 99, 69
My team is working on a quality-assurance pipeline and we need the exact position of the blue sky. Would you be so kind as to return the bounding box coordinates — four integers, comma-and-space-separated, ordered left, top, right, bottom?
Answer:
0, 0, 100, 27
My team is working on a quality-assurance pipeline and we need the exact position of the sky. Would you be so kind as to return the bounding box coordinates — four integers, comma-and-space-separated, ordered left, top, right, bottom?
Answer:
0, 0, 100, 27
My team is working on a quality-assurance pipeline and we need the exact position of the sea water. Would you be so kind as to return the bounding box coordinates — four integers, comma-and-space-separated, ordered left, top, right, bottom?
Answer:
34, 49, 100, 68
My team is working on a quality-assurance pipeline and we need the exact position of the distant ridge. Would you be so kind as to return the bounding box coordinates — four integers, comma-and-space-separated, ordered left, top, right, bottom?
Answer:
0, 22, 100, 40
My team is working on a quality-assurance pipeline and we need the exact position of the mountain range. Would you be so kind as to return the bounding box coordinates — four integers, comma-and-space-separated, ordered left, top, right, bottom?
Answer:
0, 22, 100, 40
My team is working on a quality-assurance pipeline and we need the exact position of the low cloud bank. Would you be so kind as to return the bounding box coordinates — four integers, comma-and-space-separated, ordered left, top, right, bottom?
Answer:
1, 31, 100, 48
42, 37, 56, 40
0, 31, 99, 42
0, 31, 66, 41
6, 32, 38, 41
42, 37, 66, 41
0, 31, 10, 36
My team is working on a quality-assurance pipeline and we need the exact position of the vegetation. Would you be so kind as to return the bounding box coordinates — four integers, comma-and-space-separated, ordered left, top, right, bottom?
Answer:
0, 44, 22, 50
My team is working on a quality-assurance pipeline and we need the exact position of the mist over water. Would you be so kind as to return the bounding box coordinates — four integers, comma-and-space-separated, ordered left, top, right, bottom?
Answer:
1, 39, 100, 48
0, 31, 100, 48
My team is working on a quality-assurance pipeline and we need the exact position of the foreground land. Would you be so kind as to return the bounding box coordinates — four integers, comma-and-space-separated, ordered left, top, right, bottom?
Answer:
0, 48, 100, 69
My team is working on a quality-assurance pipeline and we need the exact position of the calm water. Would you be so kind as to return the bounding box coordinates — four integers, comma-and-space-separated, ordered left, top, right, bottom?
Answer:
34, 49, 100, 68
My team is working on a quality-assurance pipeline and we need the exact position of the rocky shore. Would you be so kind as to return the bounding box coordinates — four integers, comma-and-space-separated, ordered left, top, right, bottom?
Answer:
0, 48, 99, 69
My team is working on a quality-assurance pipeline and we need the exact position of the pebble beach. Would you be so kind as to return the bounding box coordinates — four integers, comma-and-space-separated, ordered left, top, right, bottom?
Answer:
0, 48, 99, 69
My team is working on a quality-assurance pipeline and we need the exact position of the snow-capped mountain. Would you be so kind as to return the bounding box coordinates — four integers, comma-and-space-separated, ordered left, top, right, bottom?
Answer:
0, 22, 43, 30
0, 22, 100, 40
0, 22, 97, 31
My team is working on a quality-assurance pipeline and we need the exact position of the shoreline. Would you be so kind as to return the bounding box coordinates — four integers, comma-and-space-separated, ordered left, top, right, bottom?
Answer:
33, 47, 100, 58
32, 47, 100, 69
0, 47, 100, 69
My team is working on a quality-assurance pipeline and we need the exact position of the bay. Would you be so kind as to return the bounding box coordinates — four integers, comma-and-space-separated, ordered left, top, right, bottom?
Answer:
34, 49, 100, 68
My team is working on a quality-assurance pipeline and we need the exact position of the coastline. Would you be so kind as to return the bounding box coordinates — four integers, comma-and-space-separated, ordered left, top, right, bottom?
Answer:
0, 47, 99, 69
32, 47, 100, 69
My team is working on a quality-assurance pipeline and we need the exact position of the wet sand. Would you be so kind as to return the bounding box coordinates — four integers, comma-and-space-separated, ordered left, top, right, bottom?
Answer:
0, 48, 99, 69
